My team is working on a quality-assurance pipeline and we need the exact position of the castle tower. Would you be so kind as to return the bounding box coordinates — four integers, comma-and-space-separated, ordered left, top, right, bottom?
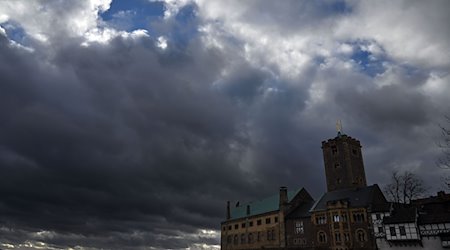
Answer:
322, 123, 367, 192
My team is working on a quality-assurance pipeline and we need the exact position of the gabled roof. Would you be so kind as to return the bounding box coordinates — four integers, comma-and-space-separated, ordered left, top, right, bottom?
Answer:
384, 205, 417, 224
310, 184, 386, 212
286, 200, 315, 219
229, 188, 301, 220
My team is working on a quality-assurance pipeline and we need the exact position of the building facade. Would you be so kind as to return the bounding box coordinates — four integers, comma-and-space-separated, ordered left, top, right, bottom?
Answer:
371, 191, 450, 250
221, 187, 313, 250
221, 131, 419, 250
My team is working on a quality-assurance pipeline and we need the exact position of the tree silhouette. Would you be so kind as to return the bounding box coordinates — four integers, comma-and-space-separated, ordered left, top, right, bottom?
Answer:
384, 171, 427, 204
437, 115, 450, 188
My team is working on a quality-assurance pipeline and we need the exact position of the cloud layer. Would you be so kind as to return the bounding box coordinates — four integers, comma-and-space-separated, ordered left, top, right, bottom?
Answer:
0, 0, 449, 249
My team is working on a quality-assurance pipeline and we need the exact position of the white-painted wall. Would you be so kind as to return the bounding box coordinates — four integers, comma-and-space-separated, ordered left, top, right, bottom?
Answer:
376, 236, 446, 250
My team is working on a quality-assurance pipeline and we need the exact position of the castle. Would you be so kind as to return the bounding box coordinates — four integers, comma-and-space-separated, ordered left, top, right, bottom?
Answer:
220, 130, 450, 250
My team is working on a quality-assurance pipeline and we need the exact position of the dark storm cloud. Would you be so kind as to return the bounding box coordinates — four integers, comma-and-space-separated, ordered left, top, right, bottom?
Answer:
0, 26, 256, 248
1, 0, 450, 249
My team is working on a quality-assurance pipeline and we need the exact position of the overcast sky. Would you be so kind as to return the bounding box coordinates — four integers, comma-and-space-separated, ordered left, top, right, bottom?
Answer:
0, 0, 449, 249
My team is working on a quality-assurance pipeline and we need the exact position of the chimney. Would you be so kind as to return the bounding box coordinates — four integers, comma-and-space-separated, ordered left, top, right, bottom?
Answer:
279, 186, 288, 209
246, 205, 250, 215
226, 201, 230, 220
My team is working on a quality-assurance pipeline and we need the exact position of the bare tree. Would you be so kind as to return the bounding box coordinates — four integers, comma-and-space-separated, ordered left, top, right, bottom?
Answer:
437, 115, 450, 188
384, 171, 427, 204
438, 116, 450, 169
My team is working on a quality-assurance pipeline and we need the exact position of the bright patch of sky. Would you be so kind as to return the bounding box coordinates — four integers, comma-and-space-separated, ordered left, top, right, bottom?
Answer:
348, 40, 387, 77
326, 0, 353, 14
99, 0, 198, 49
0, 21, 28, 44
100, 0, 165, 33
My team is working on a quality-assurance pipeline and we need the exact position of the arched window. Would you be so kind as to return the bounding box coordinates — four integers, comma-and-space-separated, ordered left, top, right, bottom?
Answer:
318, 231, 327, 243
356, 229, 366, 242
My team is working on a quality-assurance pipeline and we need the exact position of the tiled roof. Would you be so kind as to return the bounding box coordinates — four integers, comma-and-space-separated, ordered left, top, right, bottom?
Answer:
310, 184, 384, 211
418, 212, 450, 224
229, 188, 301, 220
383, 205, 417, 224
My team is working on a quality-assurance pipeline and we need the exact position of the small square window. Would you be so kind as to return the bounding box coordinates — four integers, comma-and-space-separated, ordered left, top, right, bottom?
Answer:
249, 221, 253, 227
266, 218, 271, 224
242, 223, 246, 228
399, 226, 406, 236
228, 225, 231, 230
390, 227, 396, 236
274, 217, 278, 223
257, 220, 261, 225
235, 224, 238, 229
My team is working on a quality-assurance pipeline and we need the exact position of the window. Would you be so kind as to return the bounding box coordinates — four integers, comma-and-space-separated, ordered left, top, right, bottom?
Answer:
257, 219, 262, 225
352, 149, 358, 156
356, 229, 366, 242
390, 226, 396, 236
242, 223, 246, 228
315, 215, 326, 224
376, 214, 381, 220
334, 163, 340, 168
332, 146, 338, 155
274, 217, 278, 223
228, 225, 231, 230
257, 232, 261, 242
233, 235, 238, 245
295, 221, 304, 234
235, 224, 238, 229
399, 226, 406, 236
337, 178, 342, 184
352, 212, 365, 222
318, 231, 327, 243
342, 213, 348, 222
335, 232, 341, 242
333, 214, 340, 222
241, 234, 246, 244
223, 226, 226, 231
378, 226, 384, 233
248, 233, 253, 243
249, 221, 253, 227
344, 233, 350, 242
266, 218, 271, 224
227, 235, 232, 244
267, 229, 275, 241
